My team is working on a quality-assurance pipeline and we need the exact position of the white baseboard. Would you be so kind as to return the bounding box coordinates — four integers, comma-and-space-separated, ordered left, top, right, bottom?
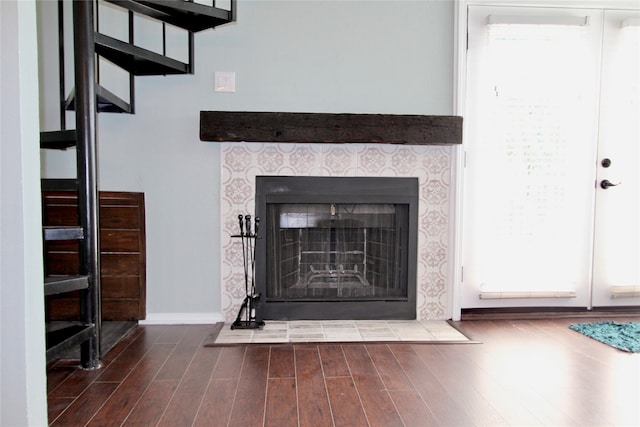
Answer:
139, 312, 223, 325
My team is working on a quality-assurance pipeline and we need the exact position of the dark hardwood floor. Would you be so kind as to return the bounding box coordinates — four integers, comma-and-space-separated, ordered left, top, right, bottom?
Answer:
47, 317, 640, 426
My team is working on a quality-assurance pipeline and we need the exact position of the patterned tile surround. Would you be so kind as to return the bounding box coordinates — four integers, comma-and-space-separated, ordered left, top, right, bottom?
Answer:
221, 143, 452, 322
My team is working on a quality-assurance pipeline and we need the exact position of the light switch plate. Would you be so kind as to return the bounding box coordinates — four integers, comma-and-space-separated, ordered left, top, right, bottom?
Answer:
215, 71, 235, 93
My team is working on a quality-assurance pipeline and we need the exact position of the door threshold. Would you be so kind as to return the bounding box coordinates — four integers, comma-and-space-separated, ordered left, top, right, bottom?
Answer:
461, 306, 640, 321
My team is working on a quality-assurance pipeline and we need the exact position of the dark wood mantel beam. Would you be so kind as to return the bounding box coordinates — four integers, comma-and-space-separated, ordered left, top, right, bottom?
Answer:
200, 111, 462, 145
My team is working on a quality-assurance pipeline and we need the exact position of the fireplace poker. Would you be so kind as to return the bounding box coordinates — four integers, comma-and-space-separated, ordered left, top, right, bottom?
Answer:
247, 216, 254, 283
238, 215, 248, 300
245, 215, 252, 297
249, 217, 260, 319
251, 217, 260, 295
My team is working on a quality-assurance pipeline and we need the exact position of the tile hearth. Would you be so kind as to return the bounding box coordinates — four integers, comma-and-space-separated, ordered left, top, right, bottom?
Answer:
212, 320, 470, 344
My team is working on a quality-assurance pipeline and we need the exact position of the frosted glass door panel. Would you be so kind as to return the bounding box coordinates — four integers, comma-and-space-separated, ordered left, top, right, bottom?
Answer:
591, 11, 640, 307
462, 6, 603, 308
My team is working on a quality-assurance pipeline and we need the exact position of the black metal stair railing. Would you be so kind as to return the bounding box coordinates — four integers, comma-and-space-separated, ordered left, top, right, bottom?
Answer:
104, 0, 236, 33
41, 1, 101, 368
61, 0, 236, 114
40, 0, 236, 368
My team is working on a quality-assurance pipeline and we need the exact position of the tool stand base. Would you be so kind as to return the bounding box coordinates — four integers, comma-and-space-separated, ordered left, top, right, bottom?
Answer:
231, 320, 265, 330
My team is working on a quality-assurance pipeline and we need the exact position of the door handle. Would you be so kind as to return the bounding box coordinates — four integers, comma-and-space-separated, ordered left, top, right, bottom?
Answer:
600, 179, 621, 189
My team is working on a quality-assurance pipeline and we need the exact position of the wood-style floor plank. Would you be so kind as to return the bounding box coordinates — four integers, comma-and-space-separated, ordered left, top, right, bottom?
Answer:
341, 344, 404, 427
46, 317, 640, 427
390, 343, 478, 427
50, 382, 119, 426
211, 346, 246, 379
318, 344, 350, 378
442, 321, 615, 426
93, 327, 163, 383
193, 378, 238, 427
46, 397, 75, 424
46, 361, 76, 394
87, 343, 175, 426
154, 324, 189, 344
121, 379, 179, 426
387, 388, 438, 427
155, 324, 211, 381
99, 324, 144, 366
412, 344, 510, 427
325, 376, 369, 427
157, 346, 221, 427
365, 344, 414, 391
264, 378, 298, 427
268, 345, 295, 378
475, 328, 586, 426
47, 363, 103, 400
295, 347, 334, 427
227, 346, 270, 427
493, 319, 638, 426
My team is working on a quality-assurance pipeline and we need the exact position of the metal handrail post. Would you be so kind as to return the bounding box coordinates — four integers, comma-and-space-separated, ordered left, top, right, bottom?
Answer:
73, 0, 102, 369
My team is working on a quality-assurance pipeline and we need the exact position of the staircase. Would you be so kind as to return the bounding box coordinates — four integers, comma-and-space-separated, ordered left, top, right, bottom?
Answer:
41, 0, 235, 368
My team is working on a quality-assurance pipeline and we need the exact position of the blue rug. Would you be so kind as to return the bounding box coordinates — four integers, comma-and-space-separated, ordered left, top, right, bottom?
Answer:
569, 321, 640, 353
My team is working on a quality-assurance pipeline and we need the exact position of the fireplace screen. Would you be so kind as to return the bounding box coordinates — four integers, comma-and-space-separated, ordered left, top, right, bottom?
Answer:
255, 176, 418, 320
266, 203, 408, 301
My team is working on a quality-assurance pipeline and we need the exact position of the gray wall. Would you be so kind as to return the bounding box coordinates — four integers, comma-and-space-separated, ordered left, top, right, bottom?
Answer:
1, 1, 48, 425
39, 0, 455, 319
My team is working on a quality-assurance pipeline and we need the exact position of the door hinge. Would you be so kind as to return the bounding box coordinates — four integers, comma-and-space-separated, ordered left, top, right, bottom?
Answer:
466, 7, 469, 51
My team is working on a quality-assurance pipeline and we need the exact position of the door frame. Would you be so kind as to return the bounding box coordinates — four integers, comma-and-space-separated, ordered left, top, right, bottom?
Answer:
450, 0, 640, 321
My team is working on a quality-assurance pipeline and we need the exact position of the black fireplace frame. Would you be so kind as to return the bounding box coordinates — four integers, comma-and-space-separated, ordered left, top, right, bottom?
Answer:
255, 176, 418, 320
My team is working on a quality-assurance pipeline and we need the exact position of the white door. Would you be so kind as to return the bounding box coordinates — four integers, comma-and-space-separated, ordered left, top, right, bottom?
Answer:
461, 6, 640, 309
591, 10, 640, 307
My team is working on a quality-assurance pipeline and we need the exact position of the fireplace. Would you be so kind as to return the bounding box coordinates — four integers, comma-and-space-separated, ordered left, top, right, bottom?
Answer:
218, 142, 455, 322
255, 176, 418, 320
206, 111, 462, 321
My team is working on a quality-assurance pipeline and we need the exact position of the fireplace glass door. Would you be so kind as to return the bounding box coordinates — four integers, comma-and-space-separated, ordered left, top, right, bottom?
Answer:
255, 176, 418, 320
266, 203, 409, 302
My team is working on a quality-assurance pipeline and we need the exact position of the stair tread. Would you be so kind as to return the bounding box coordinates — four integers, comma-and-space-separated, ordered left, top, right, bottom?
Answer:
65, 84, 132, 114
95, 32, 189, 76
41, 178, 79, 191
104, 0, 234, 32
44, 275, 90, 296
46, 324, 95, 362
40, 130, 77, 150
43, 226, 84, 241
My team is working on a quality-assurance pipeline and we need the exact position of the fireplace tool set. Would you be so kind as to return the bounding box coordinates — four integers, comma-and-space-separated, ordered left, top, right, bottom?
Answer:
231, 214, 265, 330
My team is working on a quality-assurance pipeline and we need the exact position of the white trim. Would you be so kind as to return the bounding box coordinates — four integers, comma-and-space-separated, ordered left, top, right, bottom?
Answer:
480, 291, 577, 299
487, 14, 590, 25
139, 312, 224, 325
450, 0, 468, 321
465, 0, 640, 10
